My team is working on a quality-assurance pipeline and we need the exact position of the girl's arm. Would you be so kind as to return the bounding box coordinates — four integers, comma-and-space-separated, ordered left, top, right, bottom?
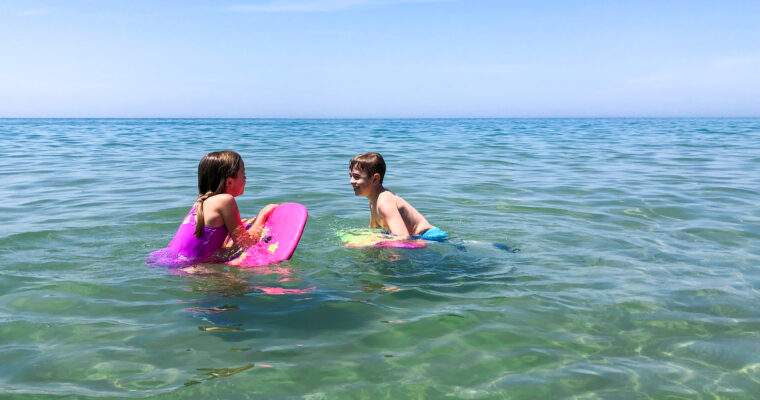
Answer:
217, 195, 258, 249
246, 204, 278, 240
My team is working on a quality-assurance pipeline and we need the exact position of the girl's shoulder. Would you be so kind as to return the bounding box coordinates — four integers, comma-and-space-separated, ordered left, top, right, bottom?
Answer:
205, 193, 236, 207
199, 194, 239, 225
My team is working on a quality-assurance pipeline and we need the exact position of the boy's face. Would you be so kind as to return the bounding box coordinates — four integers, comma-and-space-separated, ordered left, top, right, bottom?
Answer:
349, 166, 376, 197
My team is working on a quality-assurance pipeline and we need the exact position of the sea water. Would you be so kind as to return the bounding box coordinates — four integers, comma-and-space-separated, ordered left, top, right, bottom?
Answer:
1, 118, 759, 398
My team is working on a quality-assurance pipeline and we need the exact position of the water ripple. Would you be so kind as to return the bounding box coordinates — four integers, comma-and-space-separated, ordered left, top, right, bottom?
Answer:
1, 118, 760, 397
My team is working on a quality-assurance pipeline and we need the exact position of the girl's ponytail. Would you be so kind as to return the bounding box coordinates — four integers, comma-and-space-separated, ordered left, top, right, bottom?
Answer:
194, 191, 214, 238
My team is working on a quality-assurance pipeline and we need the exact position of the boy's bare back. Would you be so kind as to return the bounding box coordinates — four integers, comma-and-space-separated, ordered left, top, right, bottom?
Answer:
372, 189, 433, 238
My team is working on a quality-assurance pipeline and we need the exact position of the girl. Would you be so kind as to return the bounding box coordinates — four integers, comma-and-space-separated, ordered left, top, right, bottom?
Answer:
148, 151, 276, 266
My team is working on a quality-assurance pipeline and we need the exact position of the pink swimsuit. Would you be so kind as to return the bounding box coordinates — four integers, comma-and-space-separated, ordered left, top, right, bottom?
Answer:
147, 207, 229, 267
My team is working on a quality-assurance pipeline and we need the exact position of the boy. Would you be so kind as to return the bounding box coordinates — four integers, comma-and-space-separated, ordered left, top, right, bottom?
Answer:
349, 152, 447, 241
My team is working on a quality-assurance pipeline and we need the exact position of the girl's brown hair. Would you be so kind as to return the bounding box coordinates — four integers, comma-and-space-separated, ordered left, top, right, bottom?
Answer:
193, 151, 242, 238
349, 152, 386, 184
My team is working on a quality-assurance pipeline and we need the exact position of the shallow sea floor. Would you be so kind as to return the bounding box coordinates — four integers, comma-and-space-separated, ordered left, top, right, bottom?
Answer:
1, 118, 759, 398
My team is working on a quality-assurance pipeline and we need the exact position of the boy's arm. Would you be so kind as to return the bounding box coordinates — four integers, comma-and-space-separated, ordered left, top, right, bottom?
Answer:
377, 200, 410, 239
369, 207, 379, 228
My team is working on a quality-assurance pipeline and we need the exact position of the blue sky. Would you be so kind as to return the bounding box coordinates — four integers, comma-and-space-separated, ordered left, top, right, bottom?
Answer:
1, 0, 758, 117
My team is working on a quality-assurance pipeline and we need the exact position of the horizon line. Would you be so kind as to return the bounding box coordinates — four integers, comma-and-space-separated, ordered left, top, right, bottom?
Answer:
1, 116, 759, 120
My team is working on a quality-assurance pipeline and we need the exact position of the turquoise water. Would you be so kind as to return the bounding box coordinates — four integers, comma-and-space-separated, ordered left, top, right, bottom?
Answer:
1, 118, 759, 398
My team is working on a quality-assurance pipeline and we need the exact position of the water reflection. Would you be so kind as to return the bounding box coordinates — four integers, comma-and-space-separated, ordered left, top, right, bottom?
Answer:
171, 263, 315, 298
167, 263, 316, 334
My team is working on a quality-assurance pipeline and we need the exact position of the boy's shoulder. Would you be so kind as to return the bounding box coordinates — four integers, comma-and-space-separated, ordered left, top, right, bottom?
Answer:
376, 190, 400, 208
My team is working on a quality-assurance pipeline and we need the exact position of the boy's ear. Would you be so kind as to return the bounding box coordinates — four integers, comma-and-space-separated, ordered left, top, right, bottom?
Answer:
372, 173, 381, 184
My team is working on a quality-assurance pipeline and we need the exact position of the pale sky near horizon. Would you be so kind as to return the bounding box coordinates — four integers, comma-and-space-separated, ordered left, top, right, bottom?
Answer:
1, 0, 758, 118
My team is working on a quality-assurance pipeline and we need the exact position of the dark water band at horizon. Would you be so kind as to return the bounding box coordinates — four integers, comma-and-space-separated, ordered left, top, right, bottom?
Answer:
1, 118, 759, 398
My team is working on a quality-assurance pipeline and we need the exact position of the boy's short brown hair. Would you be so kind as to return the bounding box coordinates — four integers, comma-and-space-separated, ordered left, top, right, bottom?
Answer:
349, 152, 386, 184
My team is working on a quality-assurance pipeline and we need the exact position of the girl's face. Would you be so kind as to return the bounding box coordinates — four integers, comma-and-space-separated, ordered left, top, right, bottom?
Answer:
225, 162, 246, 197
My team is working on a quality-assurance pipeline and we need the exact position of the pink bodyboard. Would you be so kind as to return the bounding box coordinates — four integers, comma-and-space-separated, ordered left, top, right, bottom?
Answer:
226, 203, 308, 267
